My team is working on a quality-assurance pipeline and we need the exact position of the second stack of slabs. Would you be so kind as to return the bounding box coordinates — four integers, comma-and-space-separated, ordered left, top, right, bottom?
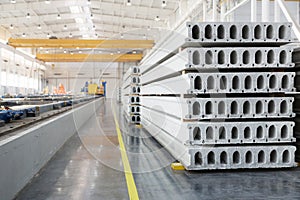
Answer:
122, 66, 141, 124
140, 22, 297, 170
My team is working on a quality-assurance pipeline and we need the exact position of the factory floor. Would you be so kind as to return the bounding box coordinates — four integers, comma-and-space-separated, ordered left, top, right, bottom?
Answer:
15, 100, 300, 200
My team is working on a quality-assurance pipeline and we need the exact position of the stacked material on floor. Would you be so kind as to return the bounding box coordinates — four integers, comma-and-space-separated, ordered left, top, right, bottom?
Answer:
293, 47, 300, 161
122, 66, 141, 124
139, 22, 297, 170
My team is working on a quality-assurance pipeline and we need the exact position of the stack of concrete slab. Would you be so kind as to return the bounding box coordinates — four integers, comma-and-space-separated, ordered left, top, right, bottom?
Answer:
122, 66, 141, 124
139, 22, 297, 170
293, 47, 300, 161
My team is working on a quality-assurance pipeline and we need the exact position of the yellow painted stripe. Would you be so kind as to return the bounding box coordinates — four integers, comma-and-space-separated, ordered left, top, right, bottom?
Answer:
112, 107, 139, 200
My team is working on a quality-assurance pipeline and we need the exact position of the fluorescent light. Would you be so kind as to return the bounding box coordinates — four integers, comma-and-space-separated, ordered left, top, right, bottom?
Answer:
127, 0, 131, 6
26, 13, 30, 19
9, 24, 14, 29
57, 14, 61, 19
37, 24, 42, 29
70, 6, 82, 14
45, 0, 50, 4
155, 16, 160, 21
75, 18, 84, 24
79, 27, 87, 31
161, 0, 166, 7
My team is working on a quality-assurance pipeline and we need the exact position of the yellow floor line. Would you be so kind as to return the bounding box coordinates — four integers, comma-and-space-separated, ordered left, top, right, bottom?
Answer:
112, 107, 139, 200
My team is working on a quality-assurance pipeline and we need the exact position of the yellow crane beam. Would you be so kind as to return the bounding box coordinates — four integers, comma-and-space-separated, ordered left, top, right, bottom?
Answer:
36, 53, 143, 62
8, 38, 154, 49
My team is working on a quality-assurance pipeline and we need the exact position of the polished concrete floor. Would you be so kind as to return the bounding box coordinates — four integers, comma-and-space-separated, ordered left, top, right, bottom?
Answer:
16, 100, 300, 200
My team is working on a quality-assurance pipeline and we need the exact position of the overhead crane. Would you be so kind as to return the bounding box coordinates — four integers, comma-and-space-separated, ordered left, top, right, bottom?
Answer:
8, 38, 154, 49
36, 53, 143, 62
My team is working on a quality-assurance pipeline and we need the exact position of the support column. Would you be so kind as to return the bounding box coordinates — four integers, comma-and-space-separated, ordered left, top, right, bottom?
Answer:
251, 0, 257, 22
212, 0, 217, 21
202, 0, 207, 22
274, 0, 280, 22
262, 0, 270, 22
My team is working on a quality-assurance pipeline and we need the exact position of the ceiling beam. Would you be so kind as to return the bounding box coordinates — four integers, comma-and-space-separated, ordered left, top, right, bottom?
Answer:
36, 53, 143, 62
0, 0, 174, 16
7, 23, 151, 35
8, 38, 154, 49
0, 13, 165, 27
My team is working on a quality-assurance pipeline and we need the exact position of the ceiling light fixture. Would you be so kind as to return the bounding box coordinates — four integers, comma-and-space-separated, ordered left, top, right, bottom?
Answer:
161, 0, 167, 7
37, 24, 41, 29
45, 0, 50, 4
11, 0, 16, 4
22, 33, 26, 37
60, 47, 63, 49
155, 16, 160, 21
120, 33, 124, 38
70, 51, 74, 55
143, 34, 146, 39
64, 50, 67, 54
76, 47, 79, 50
79, 50, 82, 54
90, 14, 94, 19
9, 24, 14, 29
46, 50, 49, 54
126, 0, 131, 6
63, 25, 68, 30
57, 14, 61, 19
69, 33, 73, 38
110, 53, 113, 55
92, 25, 96, 30
132, 50, 137, 54
47, 33, 51, 38
87, 0, 91, 5
70, 6, 82, 14
26, 13, 30, 19
147, 26, 151, 31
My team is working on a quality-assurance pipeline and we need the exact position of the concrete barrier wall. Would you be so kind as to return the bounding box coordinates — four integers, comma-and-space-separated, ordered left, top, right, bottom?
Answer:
0, 98, 104, 200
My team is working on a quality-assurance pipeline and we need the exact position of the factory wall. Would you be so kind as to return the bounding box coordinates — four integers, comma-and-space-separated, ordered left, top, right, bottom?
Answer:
46, 62, 123, 98
0, 42, 47, 96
